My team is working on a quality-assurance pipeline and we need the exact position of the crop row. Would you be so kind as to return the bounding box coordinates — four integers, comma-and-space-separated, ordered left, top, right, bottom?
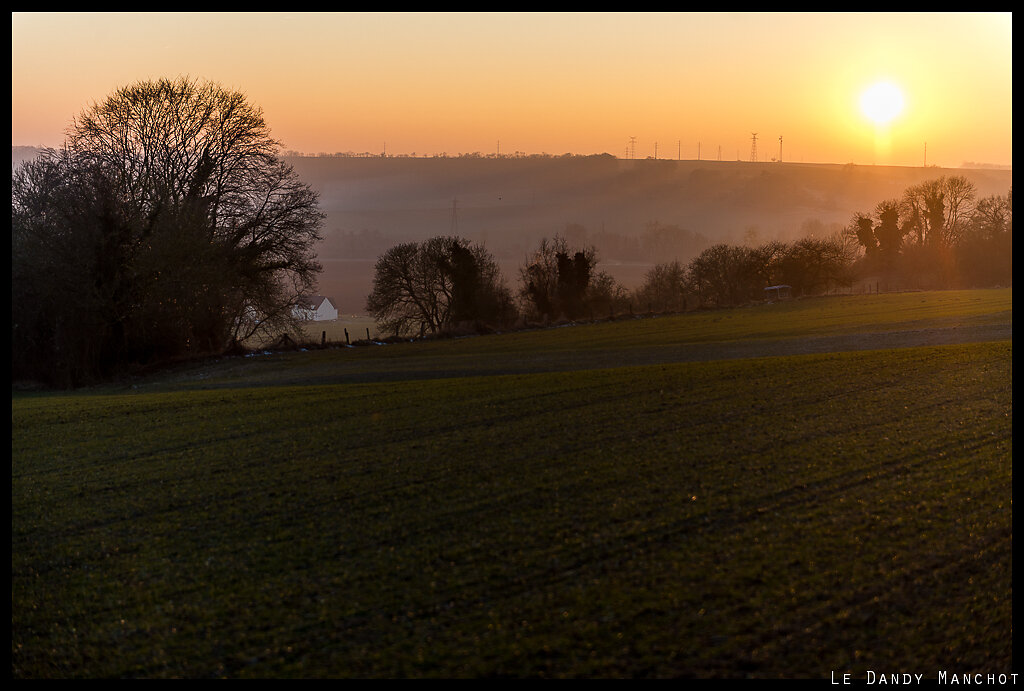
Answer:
12, 340, 1012, 677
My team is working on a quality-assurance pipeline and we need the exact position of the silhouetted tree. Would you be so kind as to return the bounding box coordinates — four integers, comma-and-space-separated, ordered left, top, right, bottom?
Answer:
941, 175, 977, 246
367, 236, 514, 336
686, 243, 765, 307
849, 213, 879, 259
971, 191, 1012, 241
745, 240, 788, 291
587, 270, 630, 317
685, 234, 857, 306
852, 178, 1005, 290
924, 187, 947, 247
900, 176, 977, 248
635, 260, 688, 312
773, 236, 855, 296
845, 200, 902, 280
901, 179, 943, 247
555, 250, 592, 319
874, 199, 903, 260
12, 77, 323, 386
957, 188, 1012, 287
519, 235, 598, 321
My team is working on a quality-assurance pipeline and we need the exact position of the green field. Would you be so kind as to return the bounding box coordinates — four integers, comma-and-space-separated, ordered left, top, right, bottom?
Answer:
11, 289, 1013, 678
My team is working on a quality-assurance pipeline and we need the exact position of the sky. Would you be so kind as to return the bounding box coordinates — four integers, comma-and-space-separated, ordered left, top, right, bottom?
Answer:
11, 12, 1013, 168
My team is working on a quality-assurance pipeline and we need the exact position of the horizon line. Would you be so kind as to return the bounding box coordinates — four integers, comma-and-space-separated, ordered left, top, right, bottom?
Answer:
10, 144, 1012, 171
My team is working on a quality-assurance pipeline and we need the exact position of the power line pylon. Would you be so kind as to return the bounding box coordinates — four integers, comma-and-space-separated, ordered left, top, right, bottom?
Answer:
750, 133, 758, 162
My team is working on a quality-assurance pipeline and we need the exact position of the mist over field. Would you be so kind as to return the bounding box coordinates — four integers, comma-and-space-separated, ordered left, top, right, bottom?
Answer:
12, 146, 1012, 315
284, 155, 1012, 314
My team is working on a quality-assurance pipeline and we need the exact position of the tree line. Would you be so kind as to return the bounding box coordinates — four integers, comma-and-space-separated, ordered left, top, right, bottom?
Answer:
366, 175, 1011, 337
365, 231, 851, 337
846, 175, 1011, 289
13, 78, 1010, 386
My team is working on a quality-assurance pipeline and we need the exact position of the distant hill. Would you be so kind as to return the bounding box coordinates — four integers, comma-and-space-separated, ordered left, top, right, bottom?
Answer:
287, 154, 1012, 254
12, 145, 45, 169
285, 155, 1010, 311
13, 146, 1012, 313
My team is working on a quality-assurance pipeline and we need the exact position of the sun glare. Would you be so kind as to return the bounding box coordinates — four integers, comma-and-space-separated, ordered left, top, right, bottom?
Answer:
860, 81, 905, 125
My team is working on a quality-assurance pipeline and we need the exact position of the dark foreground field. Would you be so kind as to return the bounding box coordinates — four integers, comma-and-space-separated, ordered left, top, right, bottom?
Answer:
11, 290, 1012, 678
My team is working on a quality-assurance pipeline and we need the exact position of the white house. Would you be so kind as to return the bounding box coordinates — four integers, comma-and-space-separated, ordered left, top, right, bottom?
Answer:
293, 295, 339, 321
764, 285, 792, 301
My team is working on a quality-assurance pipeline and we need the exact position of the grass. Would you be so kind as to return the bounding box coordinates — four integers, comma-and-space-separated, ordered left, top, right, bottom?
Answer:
300, 288, 1010, 349
11, 289, 1013, 678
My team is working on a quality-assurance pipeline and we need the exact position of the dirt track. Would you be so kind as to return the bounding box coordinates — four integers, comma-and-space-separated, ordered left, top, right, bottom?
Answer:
271, 322, 1015, 387
148, 320, 1012, 392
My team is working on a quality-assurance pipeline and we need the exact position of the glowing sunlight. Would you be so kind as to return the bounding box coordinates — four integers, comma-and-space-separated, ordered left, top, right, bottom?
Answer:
859, 81, 905, 126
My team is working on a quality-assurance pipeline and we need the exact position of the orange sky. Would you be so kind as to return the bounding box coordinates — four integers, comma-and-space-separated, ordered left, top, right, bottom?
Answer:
11, 12, 1013, 168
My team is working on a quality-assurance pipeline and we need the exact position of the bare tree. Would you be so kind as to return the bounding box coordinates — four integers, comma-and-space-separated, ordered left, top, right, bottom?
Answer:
774, 236, 856, 295
971, 191, 1011, 240
874, 199, 903, 260
367, 236, 514, 337
901, 176, 976, 247
635, 260, 688, 312
67, 77, 323, 343
901, 180, 942, 246
518, 235, 598, 321
12, 77, 323, 385
686, 244, 763, 307
941, 175, 977, 246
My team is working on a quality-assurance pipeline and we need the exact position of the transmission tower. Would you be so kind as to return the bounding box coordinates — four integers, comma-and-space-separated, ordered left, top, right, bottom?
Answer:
750, 133, 758, 162
628, 136, 637, 160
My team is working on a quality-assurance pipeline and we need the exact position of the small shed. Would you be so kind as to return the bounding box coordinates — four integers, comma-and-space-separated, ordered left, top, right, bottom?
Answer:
293, 295, 339, 321
764, 285, 792, 301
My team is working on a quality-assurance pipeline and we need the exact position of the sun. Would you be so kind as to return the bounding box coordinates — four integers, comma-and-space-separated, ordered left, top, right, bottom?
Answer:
859, 81, 905, 125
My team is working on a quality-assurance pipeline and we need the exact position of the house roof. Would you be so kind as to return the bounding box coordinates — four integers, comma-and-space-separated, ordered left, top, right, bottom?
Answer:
296, 295, 335, 310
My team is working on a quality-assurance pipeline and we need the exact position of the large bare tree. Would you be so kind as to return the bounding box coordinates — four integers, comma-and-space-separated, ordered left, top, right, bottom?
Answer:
367, 236, 514, 337
900, 176, 977, 247
940, 175, 977, 246
12, 77, 323, 385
